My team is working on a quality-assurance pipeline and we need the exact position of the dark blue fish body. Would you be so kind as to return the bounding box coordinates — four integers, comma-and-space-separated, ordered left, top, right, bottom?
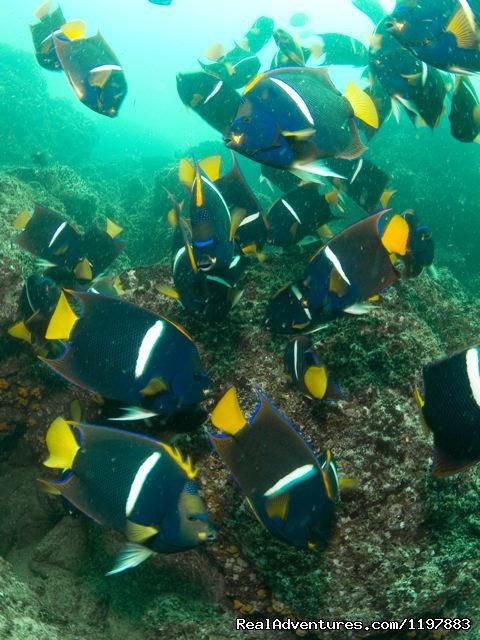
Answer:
43, 291, 211, 416
418, 345, 480, 477
30, 5, 65, 70
210, 388, 339, 548
388, 0, 480, 74
176, 71, 241, 134
327, 157, 390, 211
53, 29, 127, 117
43, 418, 215, 572
266, 183, 334, 247
449, 75, 480, 142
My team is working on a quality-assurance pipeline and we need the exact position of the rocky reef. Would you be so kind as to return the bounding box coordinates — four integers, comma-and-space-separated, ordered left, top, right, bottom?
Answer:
1, 159, 480, 640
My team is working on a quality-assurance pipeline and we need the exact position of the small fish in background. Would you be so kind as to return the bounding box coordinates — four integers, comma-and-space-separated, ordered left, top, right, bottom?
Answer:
312, 33, 369, 67
13, 205, 82, 270
41, 290, 211, 420
239, 16, 275, 54
13, 207, 125, 282
226, 67, 379, 180
271, 28, 309, 68
284, 336, 344, 401
176, 71, 242, 135
352, 0, 387, 25
264, 209, 434, 334
265, 183, 336, 248
42, 416, 215, 574
327, 156, 391, 211
52, 20, 127, 117
369, 20, 447, 129
449, 75, 480, 143
30, 1, 65, 71
200, 44, 261, 90
8, 273, 61, 346
414, 345, 480, 477
31, 150, 49, 166
148, 0, 173, 5
289, 12, 310, 28
386, 0, 480, 74
210, 387, 340, 548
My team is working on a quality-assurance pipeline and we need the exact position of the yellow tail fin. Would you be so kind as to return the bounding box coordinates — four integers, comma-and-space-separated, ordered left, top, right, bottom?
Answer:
381, 214, 409, 256
44, 416, 80, 469
344, 81, 379, 129
7, 321, 32, 344
199, 156, 222, 182
304, 365, 328, 400
211, 387, 247, 435
60, 19, 87, 41
45, 291, 78, 341
105, 217, 123, 238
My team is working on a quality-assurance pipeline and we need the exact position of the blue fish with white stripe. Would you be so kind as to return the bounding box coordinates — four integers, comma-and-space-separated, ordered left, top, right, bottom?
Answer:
42, 416, 215, 574
210, 387, 340, 548
41, 290, 211, 418
226, 67, 379, 180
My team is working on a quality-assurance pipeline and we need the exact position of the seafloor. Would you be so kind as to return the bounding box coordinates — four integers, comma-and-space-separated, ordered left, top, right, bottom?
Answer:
1, 43, 480, 640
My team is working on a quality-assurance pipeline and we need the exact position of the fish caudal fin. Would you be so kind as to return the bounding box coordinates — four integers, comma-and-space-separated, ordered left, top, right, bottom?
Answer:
106, 217, 123, 238
304, 365, 328, 400
106, 543, 155, 576
45, 291, 78, 340
60, 20, 87, 41
344, 81, 379, 129
198, 155, 222, 182
211, 387, 247, 435
43, 416, 80, 469
8, 321, 32, 344
381, 214, 409, 256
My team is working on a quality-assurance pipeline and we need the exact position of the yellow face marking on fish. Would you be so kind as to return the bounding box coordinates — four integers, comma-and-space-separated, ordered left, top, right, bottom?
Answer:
231, 133, 244, 146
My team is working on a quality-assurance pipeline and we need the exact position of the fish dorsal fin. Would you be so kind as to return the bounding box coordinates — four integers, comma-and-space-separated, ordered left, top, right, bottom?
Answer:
265, 492, 290, 520
106, 543, 155, 576
304, 365, 328, 400
45, 291, 79, 340
7, 320, 32, 344
229, 207, 246, 240
447, 4, 478, 50
13, 209, 31, 230
344, 81, 379, 128
198, 155, 222, 182
43, 416, 80, 469
74, 258, 93, 281
140, 377, 169, 396
160, 443, 198, 479
380, 214, 409, 256
179, 158, 195, 189
380, 189, 397, 209
105, 217, 123, 238
34, 1, 50, 19
60, 19, 87, 41
126, 520, 159, 543
211, 387, 247, 435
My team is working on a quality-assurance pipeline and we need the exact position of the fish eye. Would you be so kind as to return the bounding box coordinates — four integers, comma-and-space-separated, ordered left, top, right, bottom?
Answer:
242, 116, 252, 124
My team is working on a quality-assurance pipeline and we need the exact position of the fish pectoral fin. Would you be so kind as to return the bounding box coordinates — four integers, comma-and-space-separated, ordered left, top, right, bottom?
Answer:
89, 68, 113, 89
140, 377, 169, 397
265, 492, 290, 520
7, 320, 32, 344
108, 407, 159, 421
344, 81, 379, 128
43, 416, 80, 470
229, 207, 246, 241
303, 365, 328, 400
447, 5, 478, 50
156, 285, 180, 300
381, 214, 409, 256
198, 155, 222, 182
281, 128, 316, 138
45, 291, 78, 341
106, 543, 155, 576
210, 387, 247, 435
126, 520, 159, 543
